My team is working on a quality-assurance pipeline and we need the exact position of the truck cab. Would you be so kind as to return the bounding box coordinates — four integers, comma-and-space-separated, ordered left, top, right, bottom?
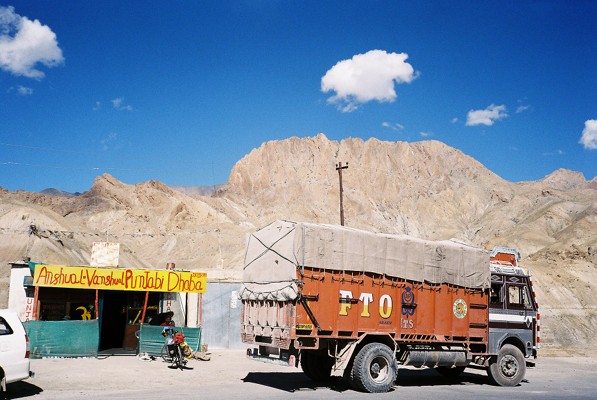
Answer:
485, 247, 539, 385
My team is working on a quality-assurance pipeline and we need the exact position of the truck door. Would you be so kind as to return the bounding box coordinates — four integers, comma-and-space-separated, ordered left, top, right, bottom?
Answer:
506, 283, 534, 319
505, 282, 536, 354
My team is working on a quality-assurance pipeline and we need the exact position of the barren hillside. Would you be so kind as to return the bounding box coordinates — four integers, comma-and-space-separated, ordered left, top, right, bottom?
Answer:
1, 134, 596, 355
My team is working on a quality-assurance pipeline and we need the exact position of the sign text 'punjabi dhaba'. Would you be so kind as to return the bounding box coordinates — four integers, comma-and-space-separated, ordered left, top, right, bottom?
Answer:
33, 265, 206, 293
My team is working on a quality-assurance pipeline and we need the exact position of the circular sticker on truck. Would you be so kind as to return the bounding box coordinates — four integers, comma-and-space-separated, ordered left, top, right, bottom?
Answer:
453, 299, 467, 319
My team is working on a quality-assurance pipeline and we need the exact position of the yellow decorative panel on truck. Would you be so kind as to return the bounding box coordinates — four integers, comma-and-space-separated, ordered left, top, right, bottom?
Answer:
33, 265, 206, 293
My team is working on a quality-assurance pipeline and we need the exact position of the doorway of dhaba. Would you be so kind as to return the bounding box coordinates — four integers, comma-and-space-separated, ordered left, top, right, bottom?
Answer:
99, 290, 127, 350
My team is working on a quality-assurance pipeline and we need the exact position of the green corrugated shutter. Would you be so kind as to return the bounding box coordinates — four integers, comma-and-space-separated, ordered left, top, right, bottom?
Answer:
138, 324, 201, 356
24, 320, 99, 358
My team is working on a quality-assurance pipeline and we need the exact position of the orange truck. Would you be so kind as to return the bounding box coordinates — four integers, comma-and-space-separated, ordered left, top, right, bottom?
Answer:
240, 220, 539, 392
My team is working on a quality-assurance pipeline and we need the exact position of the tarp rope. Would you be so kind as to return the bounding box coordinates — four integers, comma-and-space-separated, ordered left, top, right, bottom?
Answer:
243, 227, 297, 270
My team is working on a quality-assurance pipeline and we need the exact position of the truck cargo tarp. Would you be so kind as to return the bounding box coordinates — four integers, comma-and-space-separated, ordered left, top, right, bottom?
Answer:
240, 220, 490, 301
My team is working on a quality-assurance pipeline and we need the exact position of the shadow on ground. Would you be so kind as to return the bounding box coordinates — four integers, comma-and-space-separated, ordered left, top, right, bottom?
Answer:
242, 372, 353, 393
242, 366, 499, 393
3, 381, 43, 399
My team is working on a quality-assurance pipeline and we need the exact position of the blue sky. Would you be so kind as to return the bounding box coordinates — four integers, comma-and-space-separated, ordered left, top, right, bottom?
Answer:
1, 1, 595, 193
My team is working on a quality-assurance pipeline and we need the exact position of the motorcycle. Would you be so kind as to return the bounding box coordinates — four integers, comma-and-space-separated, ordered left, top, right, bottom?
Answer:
161, 327, 192, 370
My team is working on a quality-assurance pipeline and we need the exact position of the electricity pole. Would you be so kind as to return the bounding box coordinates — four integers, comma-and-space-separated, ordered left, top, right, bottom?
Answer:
336, 162, 348, 226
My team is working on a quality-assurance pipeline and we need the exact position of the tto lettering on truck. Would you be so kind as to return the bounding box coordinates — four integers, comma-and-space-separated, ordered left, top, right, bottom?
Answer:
338, 287, 417, 329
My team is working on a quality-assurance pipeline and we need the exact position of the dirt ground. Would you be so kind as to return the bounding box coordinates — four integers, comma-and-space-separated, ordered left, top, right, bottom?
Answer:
13, 349, 280, 395
6, 349, 597, 400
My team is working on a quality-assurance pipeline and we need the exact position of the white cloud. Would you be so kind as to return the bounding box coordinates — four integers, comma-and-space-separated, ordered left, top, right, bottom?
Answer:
542, 149, 565, 156
451, 117, 459, 124
466, 104, 508, 126
6, 84, 32, 95
382, 121, 405, 132
0, 6, 64, 79
579, 119, 597, 150
419, 131, 433, 137
321, 50, 417, 112
17, 85, 32, 95
100, 132, 118, 151
515, 98, 531, 114
111, 97, 133, 111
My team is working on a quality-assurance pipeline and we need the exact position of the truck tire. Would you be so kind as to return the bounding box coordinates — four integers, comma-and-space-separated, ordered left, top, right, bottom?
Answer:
351, 343, 397, 393
436, 365, 466, 378
300, 351, 334, 381
487, 344, 526, 386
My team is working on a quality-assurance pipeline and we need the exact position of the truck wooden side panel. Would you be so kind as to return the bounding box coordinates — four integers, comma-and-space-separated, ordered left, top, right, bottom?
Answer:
242, 267, 488, 353
299, 268, 487, 345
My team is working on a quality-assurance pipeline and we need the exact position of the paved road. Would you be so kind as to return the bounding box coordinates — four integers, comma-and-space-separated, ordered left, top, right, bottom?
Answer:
6, 350, 597, 399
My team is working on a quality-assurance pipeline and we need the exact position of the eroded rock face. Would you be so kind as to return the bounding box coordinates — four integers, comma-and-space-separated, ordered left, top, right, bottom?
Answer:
539, 168, 587, 191
1, 134, 596, 354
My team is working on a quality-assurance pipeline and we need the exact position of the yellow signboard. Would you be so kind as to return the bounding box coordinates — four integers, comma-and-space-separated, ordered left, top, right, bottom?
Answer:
33, 265, 206, 293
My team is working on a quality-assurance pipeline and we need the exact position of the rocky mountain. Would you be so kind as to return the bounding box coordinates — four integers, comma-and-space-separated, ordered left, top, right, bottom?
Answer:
1, 133, 596, 355
39, 188, 82, 197
171, 185, 222, 197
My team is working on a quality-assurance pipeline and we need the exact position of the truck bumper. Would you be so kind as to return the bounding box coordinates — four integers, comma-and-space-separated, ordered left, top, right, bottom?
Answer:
246, 348, 296, 367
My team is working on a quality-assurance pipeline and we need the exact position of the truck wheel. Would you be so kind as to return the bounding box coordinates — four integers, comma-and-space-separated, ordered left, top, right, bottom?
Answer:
351, 343, 397, 393
300, 351, 334, 381
436, 365, 466, 378
487, 344, 526, 386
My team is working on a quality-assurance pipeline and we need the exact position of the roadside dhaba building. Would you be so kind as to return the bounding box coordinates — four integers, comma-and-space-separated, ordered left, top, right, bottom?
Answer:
7, 242, 206, 358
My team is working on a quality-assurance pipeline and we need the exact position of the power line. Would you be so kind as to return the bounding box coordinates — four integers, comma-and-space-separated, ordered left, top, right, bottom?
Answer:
0, 141, 234, 169
0, 161, 158, 172
0, 227, 225, 238
0, 141, 94, 154
0, 160, 233, 174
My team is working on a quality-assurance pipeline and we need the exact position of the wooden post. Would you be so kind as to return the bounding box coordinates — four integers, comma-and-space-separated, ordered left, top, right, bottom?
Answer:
95, 290, 99, 319
141, 291, 149, 324
199, 293, 203, 327
32, 286, 40, 320
336, 162, 349, 226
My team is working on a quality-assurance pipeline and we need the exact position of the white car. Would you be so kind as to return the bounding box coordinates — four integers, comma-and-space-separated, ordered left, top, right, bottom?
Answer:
0, 309, 33, 393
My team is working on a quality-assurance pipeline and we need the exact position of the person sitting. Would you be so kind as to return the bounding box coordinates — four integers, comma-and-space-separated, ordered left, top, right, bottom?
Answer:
160, 312, 175, 326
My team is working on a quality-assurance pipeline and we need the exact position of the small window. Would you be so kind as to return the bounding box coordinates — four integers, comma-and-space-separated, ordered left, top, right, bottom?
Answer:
508, 286, 522, 305
507, 285, 533, 309
522, 286, 533, 309
0, 317, 14, 335
490, 284, 503, 305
